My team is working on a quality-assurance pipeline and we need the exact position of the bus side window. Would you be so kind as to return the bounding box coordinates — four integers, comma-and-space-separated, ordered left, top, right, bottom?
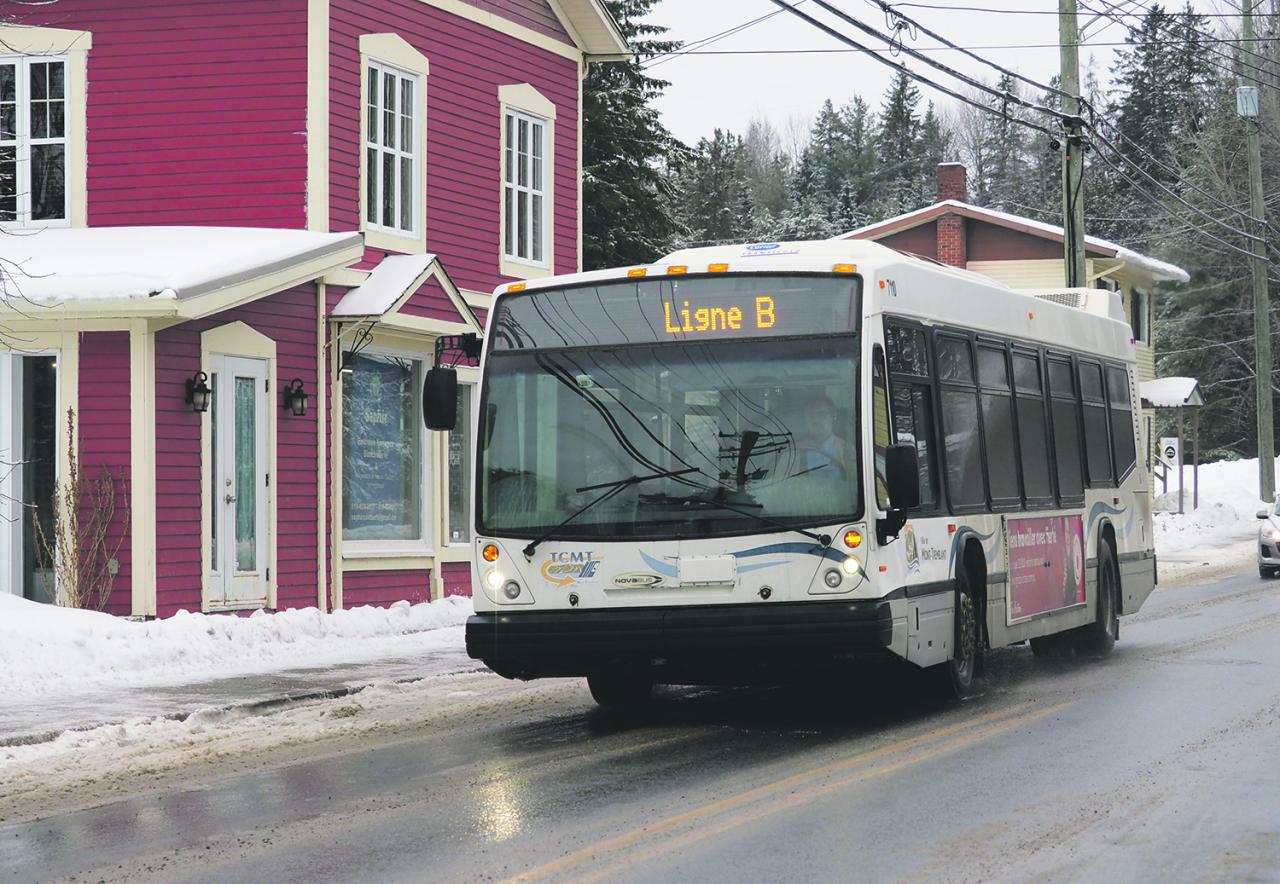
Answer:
872, 345, 890, 509
937, 334, 986, 511
1048, 356, 1085, 503
977, 343, 1020, 510
1078, 359, 1113, 487
885, 324, 939, 511
1011, 349, 1054, 507
1107, 365, 1138, 480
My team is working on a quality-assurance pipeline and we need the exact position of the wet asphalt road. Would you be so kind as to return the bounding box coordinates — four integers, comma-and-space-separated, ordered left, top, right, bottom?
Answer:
5, 570, 1280, 883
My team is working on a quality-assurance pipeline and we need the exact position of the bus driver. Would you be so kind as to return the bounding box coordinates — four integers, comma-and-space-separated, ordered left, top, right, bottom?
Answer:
799, 395, 854, 480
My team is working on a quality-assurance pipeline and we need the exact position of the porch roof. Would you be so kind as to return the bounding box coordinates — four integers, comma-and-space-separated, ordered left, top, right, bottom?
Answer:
0, 226, 363, 317
331, 252, 482, 333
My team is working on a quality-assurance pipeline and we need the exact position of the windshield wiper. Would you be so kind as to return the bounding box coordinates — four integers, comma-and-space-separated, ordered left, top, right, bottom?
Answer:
645, 487, 834, 548
683, 490, 834, 548
521, 466, 703, 560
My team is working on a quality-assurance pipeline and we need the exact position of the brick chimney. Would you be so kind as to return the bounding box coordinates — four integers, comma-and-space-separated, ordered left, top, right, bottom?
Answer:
936, 163, 968, 268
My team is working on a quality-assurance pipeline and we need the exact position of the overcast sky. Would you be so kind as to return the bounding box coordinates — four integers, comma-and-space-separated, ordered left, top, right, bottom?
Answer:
648, 0, 1241, 147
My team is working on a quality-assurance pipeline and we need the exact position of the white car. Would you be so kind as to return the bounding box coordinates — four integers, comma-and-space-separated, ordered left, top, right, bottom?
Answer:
1257, 503, 1280, 577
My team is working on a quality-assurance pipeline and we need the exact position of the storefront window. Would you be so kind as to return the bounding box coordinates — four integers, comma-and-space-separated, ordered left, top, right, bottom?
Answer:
447, 384, 472, 544
342, 353, 424, 543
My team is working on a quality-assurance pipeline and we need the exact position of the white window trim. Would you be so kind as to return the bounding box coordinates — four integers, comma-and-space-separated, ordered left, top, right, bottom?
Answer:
0, 26, 90, 229
340, 344, 434, 558
358, 33, 428, 255
498, 83, 556, 280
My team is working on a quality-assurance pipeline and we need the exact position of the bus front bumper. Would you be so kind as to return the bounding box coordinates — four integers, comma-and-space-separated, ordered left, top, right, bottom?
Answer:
465, 600, 895, 681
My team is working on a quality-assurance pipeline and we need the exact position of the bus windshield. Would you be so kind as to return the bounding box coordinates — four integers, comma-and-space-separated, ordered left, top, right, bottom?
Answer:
477, 275, 862, 541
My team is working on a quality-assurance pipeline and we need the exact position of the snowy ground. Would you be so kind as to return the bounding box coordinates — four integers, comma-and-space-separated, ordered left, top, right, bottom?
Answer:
0, 595, 470, 701
1151, 455, 1277, 586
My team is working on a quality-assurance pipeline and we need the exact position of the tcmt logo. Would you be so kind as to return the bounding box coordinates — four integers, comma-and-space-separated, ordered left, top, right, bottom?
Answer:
541, 551, 603, 587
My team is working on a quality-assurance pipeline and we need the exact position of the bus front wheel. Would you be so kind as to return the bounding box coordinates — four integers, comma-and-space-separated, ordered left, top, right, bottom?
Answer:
1074, 543, 1119, 656
929, 568, 980, 699
587, 670, 653, 708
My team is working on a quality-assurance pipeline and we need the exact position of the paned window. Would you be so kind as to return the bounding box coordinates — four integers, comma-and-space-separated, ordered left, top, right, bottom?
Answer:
365, 62, 418, 235
1078, 359, 1113, 486
503, 108, 548, 265
977, 343, 1020, 508
1011, 349, 1054, 504
1048, 355, 1084, 502
0, 58, 67, 223
342, 353, 426, 544
937, 333, 985, 509
885, 324, 940, 511
1107, 365, 1137, 481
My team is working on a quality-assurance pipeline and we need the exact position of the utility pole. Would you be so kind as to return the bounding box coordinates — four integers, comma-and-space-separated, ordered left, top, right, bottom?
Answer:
1060, 0, 1087, 289
1241, 0, 1275, 502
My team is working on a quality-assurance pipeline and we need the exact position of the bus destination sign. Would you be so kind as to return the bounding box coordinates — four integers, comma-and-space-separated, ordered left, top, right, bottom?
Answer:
492, 275, 859, 350
662, 296, 776, 335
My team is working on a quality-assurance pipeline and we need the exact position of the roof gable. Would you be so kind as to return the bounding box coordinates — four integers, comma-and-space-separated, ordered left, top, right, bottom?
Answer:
840, 200, 1189, 282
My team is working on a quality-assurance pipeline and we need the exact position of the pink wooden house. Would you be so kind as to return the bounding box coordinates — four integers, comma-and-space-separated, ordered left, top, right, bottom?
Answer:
0, 0, 627, 616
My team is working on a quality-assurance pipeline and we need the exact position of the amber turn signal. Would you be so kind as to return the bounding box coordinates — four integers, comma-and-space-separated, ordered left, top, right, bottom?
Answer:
843, 529, 863, 549
481, 543, 500, 563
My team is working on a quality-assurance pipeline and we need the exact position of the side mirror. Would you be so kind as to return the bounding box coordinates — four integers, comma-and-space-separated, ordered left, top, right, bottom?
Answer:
1258, 509, 1269, 520
423, 367, 459, 430
885, 443, 921, 511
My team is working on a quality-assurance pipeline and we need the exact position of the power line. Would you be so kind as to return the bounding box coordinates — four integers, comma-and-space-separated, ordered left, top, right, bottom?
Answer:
649, 36, 1278, 60
883, 1, 1263, 18
645, 4, 801, 69
804, 0, 1076, 124
858, 0, 1073, 102
765, 0, 1060, 139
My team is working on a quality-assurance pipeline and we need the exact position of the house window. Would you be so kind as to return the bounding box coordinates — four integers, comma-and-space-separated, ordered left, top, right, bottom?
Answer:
342, 353, 428, 545
365, 62, 419, 236
1130, 289, 1148, 343
503, 108, 548, 265
0, 58, 67, 224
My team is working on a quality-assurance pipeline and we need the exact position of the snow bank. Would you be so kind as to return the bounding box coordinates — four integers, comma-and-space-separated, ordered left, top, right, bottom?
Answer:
1153, 455, 1278, 552
0, 596, 471, 699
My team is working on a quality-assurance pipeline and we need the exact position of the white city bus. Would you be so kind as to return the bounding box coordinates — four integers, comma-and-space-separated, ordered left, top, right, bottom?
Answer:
438, 239, 1156, 705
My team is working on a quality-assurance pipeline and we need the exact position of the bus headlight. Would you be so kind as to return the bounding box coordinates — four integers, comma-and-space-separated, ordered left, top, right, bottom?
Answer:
502, 580, 523, 600
842, 557, 861, 576
486, 570, 505, 591
823, 569, 842, 588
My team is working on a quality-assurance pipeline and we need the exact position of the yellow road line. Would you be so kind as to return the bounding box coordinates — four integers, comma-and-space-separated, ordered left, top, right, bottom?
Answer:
506, 700, 1073, 883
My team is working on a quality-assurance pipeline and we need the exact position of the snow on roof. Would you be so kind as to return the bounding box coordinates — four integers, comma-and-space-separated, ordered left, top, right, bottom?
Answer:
840, 200, 1191, 284
1141, 376, 1204, 408
0, 226, 363, 305
331, 253, 437, 318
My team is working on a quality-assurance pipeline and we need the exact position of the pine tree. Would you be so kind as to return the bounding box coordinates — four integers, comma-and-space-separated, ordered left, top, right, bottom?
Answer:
875, 72, 924, 214
582, 0, 686, 269
678, 129, 753, 245
981, 74, 1029, 212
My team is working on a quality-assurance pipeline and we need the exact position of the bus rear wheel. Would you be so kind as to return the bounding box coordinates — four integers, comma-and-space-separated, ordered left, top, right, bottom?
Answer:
929, 568, 980, 699
587, 670, 653, 708
1074, 543, 1119, 656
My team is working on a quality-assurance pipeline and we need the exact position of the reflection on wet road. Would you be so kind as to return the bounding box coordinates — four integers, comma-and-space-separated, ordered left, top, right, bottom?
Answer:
4, 572, 1280, 883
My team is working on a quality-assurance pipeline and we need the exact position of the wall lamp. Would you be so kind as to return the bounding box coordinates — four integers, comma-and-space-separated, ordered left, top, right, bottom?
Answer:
283, 378, 309, 417
185, 371, 212, 413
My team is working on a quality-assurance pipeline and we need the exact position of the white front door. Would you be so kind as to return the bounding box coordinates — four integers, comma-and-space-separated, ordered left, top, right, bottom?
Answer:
209, 355, 269, 608
0, 352, 58, 601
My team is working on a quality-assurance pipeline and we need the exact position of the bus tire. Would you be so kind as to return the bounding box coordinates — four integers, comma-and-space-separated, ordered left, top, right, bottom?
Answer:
1074, 543, 1119, 656
587, 670, 653, 708
1260, 566, 1277, 579
929, 567, 980, 699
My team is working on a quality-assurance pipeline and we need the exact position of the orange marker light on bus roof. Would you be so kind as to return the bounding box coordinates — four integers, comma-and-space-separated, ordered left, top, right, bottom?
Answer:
878, 279, 887, 289
507, 282, 527, 293
843, 529, 863, 549
481, 543, 500, 563
833, 263, 857, 274
627, 267, 647, 278
708, 263, 730, 273
667, 265, 688, 275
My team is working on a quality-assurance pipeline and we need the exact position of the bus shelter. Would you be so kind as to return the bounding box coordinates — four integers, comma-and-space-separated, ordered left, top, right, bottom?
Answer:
1140, 377, 1204, 513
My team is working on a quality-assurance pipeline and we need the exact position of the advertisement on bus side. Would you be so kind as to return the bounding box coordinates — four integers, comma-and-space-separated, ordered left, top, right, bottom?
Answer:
1006, 515, 1086, 622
